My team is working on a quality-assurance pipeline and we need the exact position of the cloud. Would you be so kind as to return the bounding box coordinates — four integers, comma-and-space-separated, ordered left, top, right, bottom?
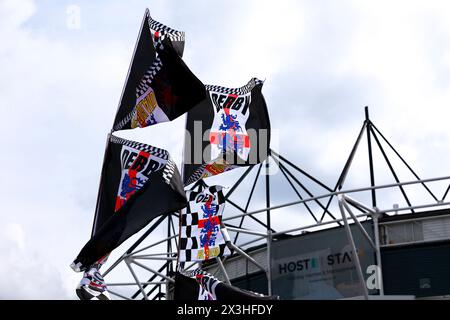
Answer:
0, 223, 71, 299
0, 0, 134, 299
0, 0, 35, 31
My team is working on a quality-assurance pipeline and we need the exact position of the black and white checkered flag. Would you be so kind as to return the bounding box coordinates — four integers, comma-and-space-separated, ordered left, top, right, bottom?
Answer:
178, 185, 230, 262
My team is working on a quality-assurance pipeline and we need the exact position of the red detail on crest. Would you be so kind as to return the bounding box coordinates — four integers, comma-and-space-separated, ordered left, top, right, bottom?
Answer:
115, 151, 150, 212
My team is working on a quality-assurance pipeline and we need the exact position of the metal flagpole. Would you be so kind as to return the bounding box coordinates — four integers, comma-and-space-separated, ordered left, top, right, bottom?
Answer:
90, 132, 111, 237
91, 9, 149, 238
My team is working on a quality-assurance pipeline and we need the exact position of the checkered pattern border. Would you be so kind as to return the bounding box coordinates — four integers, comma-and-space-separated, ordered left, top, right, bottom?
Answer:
112, 57, 163, 132
184, 164, 208, 186
113, 113, 132, 132
179, 267, 210, 278
148, 16, 185, 42
110, 134, 169, 160
184, 163, 238, 187
205, 77, 264, 95
112, 15, 185, 132
178, 186, 229, 262
136, 57, 163, 98
76, 287, 110, 301
162, 157, 176, 185
178, 268, 221, 300
180, 268, 220, 296
178, 268, 268, 300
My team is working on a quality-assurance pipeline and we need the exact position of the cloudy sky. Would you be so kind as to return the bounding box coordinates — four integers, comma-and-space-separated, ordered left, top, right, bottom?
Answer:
1, 0, 450, 299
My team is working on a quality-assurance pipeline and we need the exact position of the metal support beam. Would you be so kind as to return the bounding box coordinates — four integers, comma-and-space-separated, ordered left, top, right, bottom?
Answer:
244, 164, 263, 213
131, 259, 175, 283
126, 213, 169, 254
125, 259, 148, 300
442, 184, 450, 202
278, 162, 319, 222
342, 199, 376, 250
130, 262, 170, 299
320, 121, 367, 222
226, 242, 266, 273
227, 198, 275, 231
337, 195, 369, 300
133, 256, 177, 261
372, 208, 385, 295
369, 126, 415, 212
278, 161, 339, 221
234, 164, 263, 244
131, 234, 179, 256
167, 214, 173, 277
227, 226, 268, 237
266, 158, 271, 231
365, 107, 377, 208
336, 122, 367, 191
266, 230, 272, 295
344, 196, 377, 214
372, 123, 439, 202
271, 150, 333, 192
225, 165, 255, 200
215, 257, 231, 285
107, 281, 167, 286
272, 212, 370, 237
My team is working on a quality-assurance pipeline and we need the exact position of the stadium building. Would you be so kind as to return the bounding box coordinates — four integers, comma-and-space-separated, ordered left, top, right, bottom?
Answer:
201, 207, 450, 299
102, 108, 450, 300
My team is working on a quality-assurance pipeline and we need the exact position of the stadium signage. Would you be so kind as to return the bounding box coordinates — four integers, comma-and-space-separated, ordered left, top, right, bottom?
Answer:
277, 250, 355, 275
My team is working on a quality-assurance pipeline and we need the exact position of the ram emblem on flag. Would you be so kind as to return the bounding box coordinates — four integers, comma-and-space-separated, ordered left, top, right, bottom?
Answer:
209, 90, 251, 161
178, 185, 230, 262
183, 78, 270, 186
115, 145, 165, 211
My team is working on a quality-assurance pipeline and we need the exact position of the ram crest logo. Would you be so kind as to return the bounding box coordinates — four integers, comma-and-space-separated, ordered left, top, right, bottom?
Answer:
219, 109, 242, 132
120, 174, 146, 198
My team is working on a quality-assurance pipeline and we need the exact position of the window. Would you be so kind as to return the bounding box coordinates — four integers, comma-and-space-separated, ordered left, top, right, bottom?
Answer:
380, 221, 424, 245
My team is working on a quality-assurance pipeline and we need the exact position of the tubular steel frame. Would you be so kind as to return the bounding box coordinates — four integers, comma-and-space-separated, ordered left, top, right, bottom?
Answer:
100, 108, 450, 300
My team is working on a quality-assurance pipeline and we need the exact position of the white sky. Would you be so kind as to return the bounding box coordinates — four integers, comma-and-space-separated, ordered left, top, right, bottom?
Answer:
1, 0, 450, 299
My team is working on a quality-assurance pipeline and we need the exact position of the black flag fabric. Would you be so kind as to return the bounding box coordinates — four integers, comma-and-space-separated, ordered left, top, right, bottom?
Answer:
183, 78, 271, 186
71, 135, 187, 271
178, 185, 231, 262
71, 10, 206, 271
174, 269, 279, 300
112, 10, 206, 131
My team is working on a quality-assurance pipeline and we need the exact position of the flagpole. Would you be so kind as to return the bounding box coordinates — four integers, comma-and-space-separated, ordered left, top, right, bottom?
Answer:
90, 132, 111, 236
112, 8, 149, 122
177, 106, 190, 272
90, 9, 149, 237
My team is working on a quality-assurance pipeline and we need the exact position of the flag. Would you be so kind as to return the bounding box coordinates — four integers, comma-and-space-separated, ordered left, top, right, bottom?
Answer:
178, 185, 230, 262
174, 269, 279, 300
71, 134, 187, 271
183, 78, 271, 186
112, 9, 205, 132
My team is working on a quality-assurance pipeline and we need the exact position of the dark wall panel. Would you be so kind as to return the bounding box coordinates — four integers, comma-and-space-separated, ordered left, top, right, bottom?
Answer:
382, 241, 450, 297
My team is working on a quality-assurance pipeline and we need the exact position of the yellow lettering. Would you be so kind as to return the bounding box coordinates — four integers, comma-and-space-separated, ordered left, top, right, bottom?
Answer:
131, 89, 159, 128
